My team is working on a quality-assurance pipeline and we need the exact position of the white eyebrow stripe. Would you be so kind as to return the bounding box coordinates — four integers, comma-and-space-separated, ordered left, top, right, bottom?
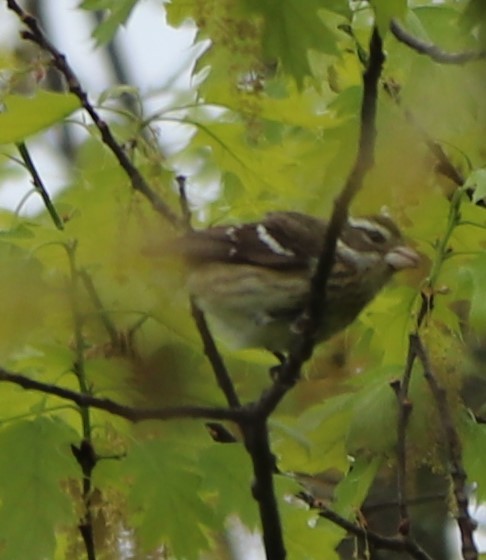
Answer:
256, 224, 295, 256
337, 240, 380, 270
348, 218, 390, 239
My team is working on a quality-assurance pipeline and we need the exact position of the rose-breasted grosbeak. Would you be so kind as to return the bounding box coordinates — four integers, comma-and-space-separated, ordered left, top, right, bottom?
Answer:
173, 211, 420, 352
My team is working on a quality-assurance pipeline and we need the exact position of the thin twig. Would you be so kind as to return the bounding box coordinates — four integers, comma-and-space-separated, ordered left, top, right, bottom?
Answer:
392, 186, 464, 539
413, 335, 478, 560
0, 366, 242, 423
390, 338, 417, 536
7, 0, 182, 228
190, 298, 240, 408
416, 187, 464, 329
305, 25, 385, 362
299, 492, 434, 560
385, 95, 471, 550
180, 175, 240, 432
16, 141, 64, 230
390, 19, 486, 65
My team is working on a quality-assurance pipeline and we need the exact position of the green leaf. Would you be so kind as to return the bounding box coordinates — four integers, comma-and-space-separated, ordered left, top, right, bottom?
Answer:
347, 380, 398, 454
333, 456, 382, 518
0, 242, 48, 354
247, 0, 340, 88
357, 286, 416, 365
370, 0, 407, 37
410, 4, 476, 51
462, 416, 486, 503
0, 92, 79, 144
322, 0, 352, 20
274, 395, 352, 474
80, 0, 138, 44
0, 417, 78, 560
199, 443, 258, 529
460, 0, 486, 47
277, 477, 344, 559
100, 439, 214, 559
463, 255, 486, 335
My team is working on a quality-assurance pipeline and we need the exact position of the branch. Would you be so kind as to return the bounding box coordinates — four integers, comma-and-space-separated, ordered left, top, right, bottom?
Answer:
190, 299, 241, 408
412, 335, 478, 560
191, 300, 256, 552
416, 187, 464, 329
243, 418, 285, 560
299, 492, 434, 560
0, 366, 242, 423
233, 27, 385, 560
255, 26, 385, 418
72, 438, 97, 560
7, 0, 182, 228
390, 19, 486, 65
390, 340, 416, 536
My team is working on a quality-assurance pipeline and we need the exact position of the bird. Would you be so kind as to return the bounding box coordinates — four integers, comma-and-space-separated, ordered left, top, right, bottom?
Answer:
172, 211, 420, 353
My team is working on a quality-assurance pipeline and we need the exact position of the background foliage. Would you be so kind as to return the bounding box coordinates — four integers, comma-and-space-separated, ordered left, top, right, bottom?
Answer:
0, 0, 486, 559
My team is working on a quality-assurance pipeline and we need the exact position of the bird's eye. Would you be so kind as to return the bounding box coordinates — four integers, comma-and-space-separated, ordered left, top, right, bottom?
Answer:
365, 229, 387, 244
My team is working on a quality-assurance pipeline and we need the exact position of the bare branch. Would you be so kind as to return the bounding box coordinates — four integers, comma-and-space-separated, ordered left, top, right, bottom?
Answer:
255, 27, 385, 418
6, 0, 182, 228
390, 339, 416, 536
299, 492, 434, 560
0, 366, 241, 423
190, 299, 241, 409
412, 335, 478, 560
391, 19, 486, 65
243, 418, 285, 560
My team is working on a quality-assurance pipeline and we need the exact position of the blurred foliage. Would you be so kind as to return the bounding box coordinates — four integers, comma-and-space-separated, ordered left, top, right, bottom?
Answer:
0, 0, 485, 558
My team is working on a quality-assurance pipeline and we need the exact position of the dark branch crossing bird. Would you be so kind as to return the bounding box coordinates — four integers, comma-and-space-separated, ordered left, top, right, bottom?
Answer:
171, 211, 420, 353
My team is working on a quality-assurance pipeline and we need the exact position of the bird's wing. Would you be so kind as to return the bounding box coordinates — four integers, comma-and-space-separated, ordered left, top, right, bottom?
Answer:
174, 211, 327, 269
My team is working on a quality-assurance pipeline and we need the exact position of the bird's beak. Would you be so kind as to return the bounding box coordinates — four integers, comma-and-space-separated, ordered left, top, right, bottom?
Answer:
385, 246, 421, 270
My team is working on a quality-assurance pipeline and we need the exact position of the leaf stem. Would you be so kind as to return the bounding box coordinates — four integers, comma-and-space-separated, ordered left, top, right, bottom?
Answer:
428, 188, 464, 288
16, 141, 64, 230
